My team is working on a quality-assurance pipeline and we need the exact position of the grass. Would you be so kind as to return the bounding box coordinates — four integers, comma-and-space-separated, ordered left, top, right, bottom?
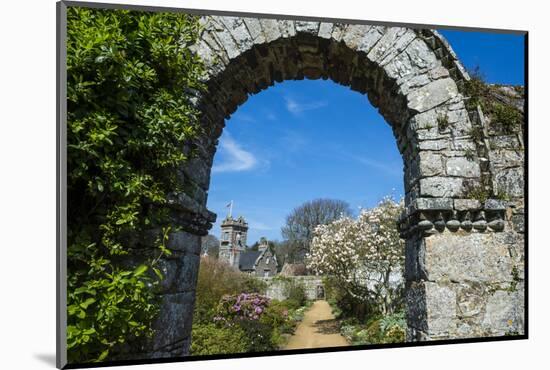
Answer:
468, 126, 484, 143
464, 184, 490, 203
437, 114, 449, 131
463, 67, 523, 135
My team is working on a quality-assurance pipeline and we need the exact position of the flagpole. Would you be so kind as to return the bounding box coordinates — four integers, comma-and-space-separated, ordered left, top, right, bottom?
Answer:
229, 200, 233, 218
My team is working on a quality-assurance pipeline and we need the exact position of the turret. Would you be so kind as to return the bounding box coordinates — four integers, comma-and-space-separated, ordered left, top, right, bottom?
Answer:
219, 215, 248, 269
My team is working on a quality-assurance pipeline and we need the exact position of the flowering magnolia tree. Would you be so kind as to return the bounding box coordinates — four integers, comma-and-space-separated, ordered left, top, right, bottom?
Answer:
307, 197, 405, 315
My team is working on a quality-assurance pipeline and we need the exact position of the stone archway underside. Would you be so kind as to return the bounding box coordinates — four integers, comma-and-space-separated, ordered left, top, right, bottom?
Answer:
136, 15, 525, 358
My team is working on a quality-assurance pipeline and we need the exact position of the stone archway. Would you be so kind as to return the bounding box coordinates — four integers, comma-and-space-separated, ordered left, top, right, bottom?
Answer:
145, 16, 524, 358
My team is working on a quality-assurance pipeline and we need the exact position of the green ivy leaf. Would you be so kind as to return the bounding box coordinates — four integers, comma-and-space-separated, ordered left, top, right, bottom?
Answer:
80, 297, 96, 309
133, 265, 148, 277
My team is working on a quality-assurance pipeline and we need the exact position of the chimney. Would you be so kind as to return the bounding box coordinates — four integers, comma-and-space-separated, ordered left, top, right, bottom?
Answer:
258, 237, 268, 252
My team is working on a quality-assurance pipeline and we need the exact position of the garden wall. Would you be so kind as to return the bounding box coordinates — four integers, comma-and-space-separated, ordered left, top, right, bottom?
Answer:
262, 276, 325, 301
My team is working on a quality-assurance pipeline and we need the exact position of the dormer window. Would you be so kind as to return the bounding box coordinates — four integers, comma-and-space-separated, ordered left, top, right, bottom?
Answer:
266, 257, 270, 265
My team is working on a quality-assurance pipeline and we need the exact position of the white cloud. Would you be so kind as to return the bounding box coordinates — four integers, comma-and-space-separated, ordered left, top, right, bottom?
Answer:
266, 111, 277, 121
281, 130, 308, 152
284, 97, 328, 115
350, 155, 403, 177
248, 219, 274, 231
212, 134, 258, 173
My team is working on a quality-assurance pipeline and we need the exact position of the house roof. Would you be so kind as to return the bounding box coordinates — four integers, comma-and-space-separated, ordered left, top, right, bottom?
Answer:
239, 250, 262, 270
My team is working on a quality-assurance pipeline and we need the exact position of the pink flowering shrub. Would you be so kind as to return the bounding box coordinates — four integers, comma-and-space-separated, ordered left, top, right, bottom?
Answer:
211, 293, 297, 352
214, 293, 271, 324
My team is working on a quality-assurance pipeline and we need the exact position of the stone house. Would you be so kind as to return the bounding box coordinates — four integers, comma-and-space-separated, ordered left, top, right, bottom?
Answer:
218, 216, 278, 277
239, 239, 278, 277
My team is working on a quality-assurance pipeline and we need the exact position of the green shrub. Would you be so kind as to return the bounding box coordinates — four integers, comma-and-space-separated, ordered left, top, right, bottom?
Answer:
379, 311, 406, 333
379, 311, 406, 343
237, 320, 277, 352
287, 283, 307, 307
384, 325, 406, 343
66, 6, 204, 363
193, 257, 269, 324
490, 102, 523, 133
191, 261, 301, 354
205, 293, 295, 353
190, 324, 248, 356
214, 293, 270, 324
323, 277, 371, 320
463, 69, 489, 111
289, 305, 309, 322
339, 312, 406, 345
272, 276, 307, 309
262, 300, 295, 334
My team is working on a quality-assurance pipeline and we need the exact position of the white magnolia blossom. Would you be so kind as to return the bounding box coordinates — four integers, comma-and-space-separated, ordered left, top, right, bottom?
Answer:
306, 196, 405, 313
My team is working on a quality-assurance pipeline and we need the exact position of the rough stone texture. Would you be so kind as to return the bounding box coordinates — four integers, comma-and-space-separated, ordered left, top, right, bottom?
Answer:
454, 199, 482, 211
407, 78, 459, 113
135, 15, 525, 357
445, 157, 481, 178
424, 232, 522, 283
406, 231, 524, 339
419, 177, 465, 197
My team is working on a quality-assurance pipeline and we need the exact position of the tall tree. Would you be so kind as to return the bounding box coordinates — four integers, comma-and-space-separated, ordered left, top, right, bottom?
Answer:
281, 199, 352, 263
201, 234, 220, 257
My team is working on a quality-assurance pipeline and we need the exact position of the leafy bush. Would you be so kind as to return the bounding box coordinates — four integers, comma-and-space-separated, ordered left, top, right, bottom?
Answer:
66, 6, 204, 363
190, 324, 248, 356
339, 312, 407, 345
193, 257, 267, 324
262, 300, 294, 334
384, 325, 406, 343
214, 293, 271, 324
237, 320, 278, 352
379, 311, 406, 333
211, 293, 292, 352
191, 260, 308, 354
324, 276, 369, 320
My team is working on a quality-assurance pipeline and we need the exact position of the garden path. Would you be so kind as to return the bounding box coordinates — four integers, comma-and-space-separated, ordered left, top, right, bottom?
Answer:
284, 300, 349, 349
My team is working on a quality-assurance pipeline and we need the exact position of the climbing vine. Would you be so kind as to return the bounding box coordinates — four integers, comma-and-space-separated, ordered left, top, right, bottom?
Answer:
66, 7, 205, 363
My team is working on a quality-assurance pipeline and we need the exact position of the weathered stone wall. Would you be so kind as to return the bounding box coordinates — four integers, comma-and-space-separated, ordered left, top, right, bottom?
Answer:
407, 229, 524, 340
131, 14, 525, 358
262, 276, 325, 301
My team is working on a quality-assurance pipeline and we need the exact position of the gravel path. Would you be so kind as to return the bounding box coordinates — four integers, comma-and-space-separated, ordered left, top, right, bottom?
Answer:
284, 300, 349, 350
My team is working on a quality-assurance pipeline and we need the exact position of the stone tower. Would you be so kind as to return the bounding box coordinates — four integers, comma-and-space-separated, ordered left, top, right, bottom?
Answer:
219, 215, 248, 269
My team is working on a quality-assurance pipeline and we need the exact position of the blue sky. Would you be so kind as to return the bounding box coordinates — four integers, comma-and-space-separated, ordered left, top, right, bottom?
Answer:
207, 29, 525, 244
